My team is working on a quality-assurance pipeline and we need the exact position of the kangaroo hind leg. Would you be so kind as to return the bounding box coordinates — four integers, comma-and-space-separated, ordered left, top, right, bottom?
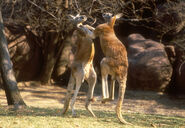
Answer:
62, 74, 75, 115
85, 67, 97, 117
70, 68, 84, 117
100, 58, 110, 102
109, 78, 115, 101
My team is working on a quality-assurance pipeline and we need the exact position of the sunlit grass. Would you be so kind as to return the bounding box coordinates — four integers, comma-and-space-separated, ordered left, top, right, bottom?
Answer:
0, 106, 184, 128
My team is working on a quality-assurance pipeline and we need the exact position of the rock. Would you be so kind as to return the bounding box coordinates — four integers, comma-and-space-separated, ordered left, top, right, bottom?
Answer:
127, 34, 173, 91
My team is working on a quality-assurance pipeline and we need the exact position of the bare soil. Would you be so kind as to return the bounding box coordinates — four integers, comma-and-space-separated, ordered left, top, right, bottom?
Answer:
0, 81, 185, 118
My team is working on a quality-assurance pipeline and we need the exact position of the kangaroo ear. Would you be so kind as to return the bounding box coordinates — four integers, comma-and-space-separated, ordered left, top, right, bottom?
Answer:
115, 13, 123, 19
108, 16, 117, 28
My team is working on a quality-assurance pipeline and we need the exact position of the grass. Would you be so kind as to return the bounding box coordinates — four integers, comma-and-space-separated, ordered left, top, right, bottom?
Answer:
0, 106, 185, 128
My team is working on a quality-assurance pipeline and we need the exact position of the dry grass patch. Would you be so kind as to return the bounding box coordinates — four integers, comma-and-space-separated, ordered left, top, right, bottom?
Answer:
0, 106, 184, 128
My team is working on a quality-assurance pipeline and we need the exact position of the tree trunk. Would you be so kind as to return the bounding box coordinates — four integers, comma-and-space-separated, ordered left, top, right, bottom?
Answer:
0, 9, 26, 106
39, 31, 61, 85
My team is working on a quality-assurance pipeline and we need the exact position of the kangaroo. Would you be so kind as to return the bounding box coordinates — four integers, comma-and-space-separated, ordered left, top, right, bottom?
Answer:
93, 15, 130, 124
62, 15, 97, 117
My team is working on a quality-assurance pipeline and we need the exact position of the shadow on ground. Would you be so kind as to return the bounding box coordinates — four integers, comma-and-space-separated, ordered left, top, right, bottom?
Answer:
0, 106, 184, 128
0, 82, 185, 118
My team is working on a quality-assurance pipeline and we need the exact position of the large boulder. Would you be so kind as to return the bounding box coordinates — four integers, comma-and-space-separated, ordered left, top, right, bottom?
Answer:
126, 34, 173, 91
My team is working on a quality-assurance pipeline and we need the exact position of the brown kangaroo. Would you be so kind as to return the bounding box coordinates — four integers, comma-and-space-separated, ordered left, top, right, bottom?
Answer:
93, 15, 130, 124
62, 15, 97, 117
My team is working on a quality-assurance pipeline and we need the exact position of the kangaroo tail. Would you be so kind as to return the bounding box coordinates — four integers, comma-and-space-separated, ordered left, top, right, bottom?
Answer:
116, 78, 132, 125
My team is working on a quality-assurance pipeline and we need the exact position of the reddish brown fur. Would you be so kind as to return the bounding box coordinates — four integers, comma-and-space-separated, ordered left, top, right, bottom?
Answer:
74, 30, 95, 64
94, 16, 130, 124
94, 16, 128, 79
62, 26, 97, 117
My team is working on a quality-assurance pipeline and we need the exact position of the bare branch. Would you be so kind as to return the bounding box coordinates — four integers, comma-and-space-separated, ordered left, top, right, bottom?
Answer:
27, 0, 57, 20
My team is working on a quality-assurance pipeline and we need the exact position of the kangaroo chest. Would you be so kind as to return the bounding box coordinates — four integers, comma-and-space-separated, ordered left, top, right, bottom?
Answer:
100, 37, 117, 57
75, 41, 94, 62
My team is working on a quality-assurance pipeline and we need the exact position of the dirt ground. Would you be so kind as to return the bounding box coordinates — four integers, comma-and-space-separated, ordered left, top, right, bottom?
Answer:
0, 81, 185, 118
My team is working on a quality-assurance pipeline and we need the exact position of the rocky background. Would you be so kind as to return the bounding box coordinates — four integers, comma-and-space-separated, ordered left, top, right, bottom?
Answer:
0, 0, 185, 95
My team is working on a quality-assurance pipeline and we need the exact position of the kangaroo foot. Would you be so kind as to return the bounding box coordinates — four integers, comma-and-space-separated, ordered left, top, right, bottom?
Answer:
119, 118, 133, 125
85, 99, 96, 117
85, 105, 96, 117
72, 113, 80, 118
101, 98, 114, 104
117, 112, 133, 125
61, 107, 68, 115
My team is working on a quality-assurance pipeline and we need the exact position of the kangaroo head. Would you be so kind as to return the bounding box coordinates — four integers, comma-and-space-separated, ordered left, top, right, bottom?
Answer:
68, 14, 87, 25
94, 13, 123, 37
94, 16, 116, 37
